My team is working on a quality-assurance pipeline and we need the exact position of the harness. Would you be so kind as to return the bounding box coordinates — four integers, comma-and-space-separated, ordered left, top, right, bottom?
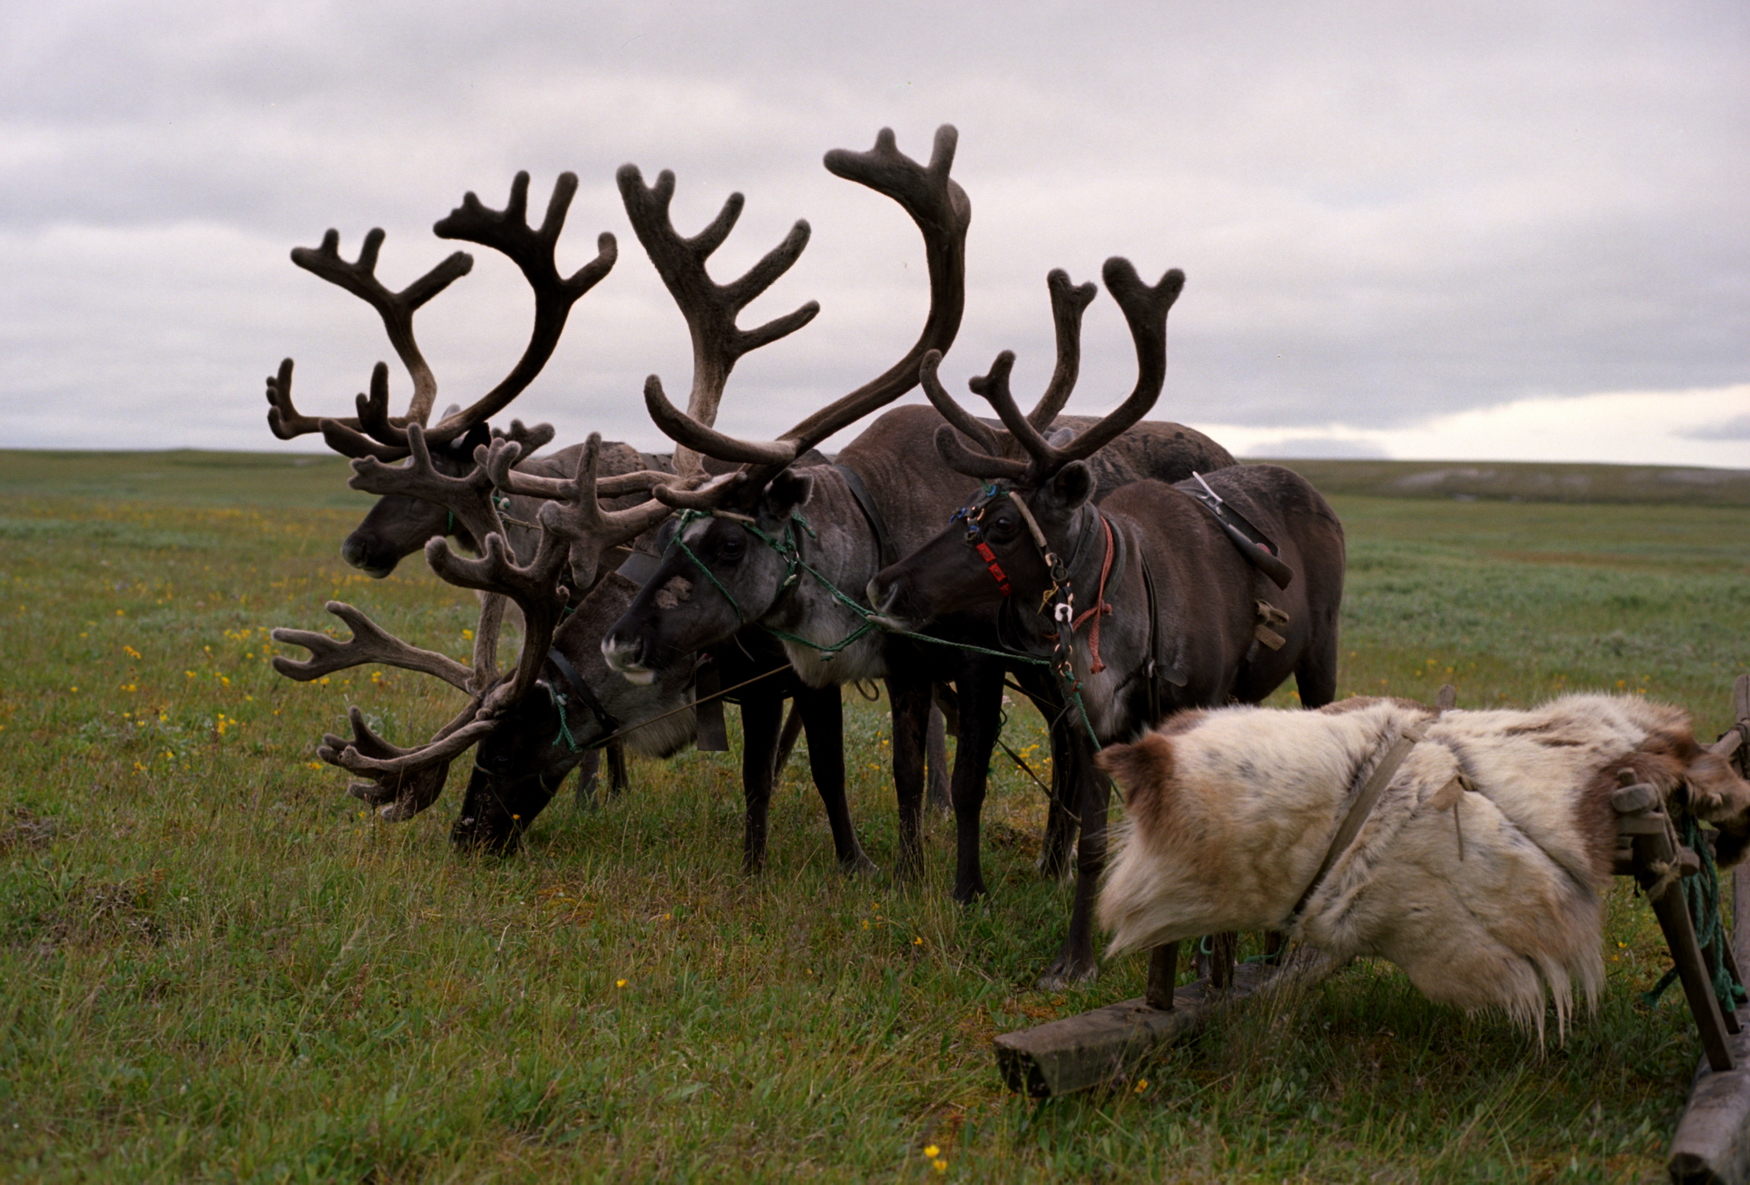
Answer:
660, 468, 895, 663
1284, 717, 1475, 929
543, 646, 621, 754
950, 482, 1122, 743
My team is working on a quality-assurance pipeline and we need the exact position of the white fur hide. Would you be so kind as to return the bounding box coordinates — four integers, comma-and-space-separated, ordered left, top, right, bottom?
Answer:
1097, 694, 1750, 1041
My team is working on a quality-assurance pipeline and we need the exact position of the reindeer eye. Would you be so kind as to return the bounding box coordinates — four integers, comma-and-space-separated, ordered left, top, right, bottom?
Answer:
716, 534, 745, 562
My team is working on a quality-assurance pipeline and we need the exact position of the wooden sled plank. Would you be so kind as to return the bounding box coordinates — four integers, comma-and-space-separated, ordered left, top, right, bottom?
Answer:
994, 954, 1333, 1098
1670, 1012, 1750, 1185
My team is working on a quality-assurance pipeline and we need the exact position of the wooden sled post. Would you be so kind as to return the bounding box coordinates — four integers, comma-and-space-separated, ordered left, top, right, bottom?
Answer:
1667, 673, 1750, 1185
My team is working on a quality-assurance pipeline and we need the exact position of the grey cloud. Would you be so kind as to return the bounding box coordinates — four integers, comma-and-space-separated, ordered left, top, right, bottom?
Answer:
1680, 415, 1750, 442
1241, 438, 1392, 461
0, 0, 1745, 457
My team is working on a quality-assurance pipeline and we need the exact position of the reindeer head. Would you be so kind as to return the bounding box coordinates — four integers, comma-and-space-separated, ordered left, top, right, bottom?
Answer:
866, 259, 1184, 633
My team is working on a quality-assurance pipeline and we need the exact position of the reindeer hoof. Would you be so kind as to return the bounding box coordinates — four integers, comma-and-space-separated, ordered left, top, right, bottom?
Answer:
1035, 953, 1099, 991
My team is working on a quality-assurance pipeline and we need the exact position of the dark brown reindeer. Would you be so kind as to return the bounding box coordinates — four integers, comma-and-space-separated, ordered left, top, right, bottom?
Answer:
272, 127, 971, 869
263, 172, 656, 580
865, 310, 1346, 982
263, 170, 659, 796
602, 257, 1235, 928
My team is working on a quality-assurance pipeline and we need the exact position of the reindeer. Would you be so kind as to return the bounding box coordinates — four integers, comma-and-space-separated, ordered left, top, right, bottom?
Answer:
262, 172, 657, 578
601, 258, 1235, 950
262, 169, 664, 796
270, 127, 971, 869
864, 313, 1346, 982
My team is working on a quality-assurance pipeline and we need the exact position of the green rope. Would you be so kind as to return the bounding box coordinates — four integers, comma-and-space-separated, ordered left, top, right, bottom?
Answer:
549, 689, 583, 754
668, 504, 1103, 747
1640, 811, 1746, 1013
669, 511, 749, 626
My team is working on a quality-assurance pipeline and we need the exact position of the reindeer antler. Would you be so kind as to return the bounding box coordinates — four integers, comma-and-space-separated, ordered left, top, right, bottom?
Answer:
271, 173, 615, 460
645, 124, 971, 509
931, 258, 1183, 485
476, 433, 678, 594
618, 164, 819, 480
271, 600, 477, 691
317, 704, 495, 821
266, 228, 475, 444
346, 420, 508, 548
1025, 269, 1100, 431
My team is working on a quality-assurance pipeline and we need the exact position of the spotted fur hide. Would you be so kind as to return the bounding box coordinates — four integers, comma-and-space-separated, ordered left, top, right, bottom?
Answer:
1096, 694, 1750, 1041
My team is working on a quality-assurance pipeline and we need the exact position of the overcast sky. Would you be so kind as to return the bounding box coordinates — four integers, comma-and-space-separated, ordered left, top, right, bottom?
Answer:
3, 0, 1746, 467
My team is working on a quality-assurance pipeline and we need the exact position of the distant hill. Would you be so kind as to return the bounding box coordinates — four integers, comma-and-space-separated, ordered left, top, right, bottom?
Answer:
1254, 458, 1750, 507
2, 448, 1748, 509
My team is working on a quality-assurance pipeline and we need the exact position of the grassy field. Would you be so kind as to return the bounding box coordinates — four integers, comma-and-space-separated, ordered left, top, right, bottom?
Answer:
3, 450, 1748, 1182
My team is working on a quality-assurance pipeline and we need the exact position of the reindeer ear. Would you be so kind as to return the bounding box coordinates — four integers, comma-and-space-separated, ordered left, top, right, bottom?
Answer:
1097, 732, 1177, 821
457, 421, 493, 456
1686, 751, 1750, 824
1038, 460, 1095, 515
764, 469, 815, 516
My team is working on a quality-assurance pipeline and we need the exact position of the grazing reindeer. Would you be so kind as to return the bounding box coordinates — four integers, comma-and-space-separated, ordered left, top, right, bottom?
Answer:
272, 127, 971, 869
865, 285, 1344, 983
263, 172, 656, 580
602, 257, 1234, 931
1096, 694, 1750, 1040
263, 170, 662, 797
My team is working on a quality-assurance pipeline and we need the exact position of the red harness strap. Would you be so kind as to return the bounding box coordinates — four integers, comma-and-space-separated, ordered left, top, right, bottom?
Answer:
974, 541, 1012, 596
1070, 514, 1116, 673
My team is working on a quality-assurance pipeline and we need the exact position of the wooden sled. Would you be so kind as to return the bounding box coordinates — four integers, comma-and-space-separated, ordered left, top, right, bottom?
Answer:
995, 676, 1750, 1184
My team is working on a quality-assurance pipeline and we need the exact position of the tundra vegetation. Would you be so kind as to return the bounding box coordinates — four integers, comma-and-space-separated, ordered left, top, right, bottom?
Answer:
2, 448, 1748, 1182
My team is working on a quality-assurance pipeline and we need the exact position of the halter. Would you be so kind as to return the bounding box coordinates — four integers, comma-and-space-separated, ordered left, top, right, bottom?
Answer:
946, 482, 1119, 744
663, 505, 879, 660
950, 483, 1117, 673
544, 646, 621, 754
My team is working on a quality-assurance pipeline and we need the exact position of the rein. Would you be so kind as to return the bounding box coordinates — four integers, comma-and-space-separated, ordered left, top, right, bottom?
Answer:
1284, 715, 1475, 930
666, 504, 883, 661
545, 659, 795, 755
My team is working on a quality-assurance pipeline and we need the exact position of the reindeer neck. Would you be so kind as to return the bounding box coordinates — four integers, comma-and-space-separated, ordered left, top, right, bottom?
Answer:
754, 468, 890, 684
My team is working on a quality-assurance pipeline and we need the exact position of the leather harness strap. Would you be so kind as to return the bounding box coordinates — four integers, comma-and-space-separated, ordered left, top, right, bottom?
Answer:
833, 464, 896, 568
1286, 722, 1428, 926
974, 541, 1012, 595
1070, 513, 1117, 673
545, 646, 620, 747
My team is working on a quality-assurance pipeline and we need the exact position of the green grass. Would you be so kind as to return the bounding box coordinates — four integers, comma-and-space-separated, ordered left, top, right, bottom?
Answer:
3, 453, 1749, 1182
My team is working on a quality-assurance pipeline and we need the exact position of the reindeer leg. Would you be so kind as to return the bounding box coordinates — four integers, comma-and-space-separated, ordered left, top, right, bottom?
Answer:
570, 749, 603, 810
607, 741, 630, 798
926, 706, 952, 816
1038, 700, 1079, 881
738, 691, 784, 875
796, 685, 876, 875
1013, 673, 1076, 880
775, 702, 807, 785
1294, 615, 1340, 710
1039, 727, 1107, 988
1038, 732, 1079, 880
887, 672, 933, 881
949, 659, 1006, 904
